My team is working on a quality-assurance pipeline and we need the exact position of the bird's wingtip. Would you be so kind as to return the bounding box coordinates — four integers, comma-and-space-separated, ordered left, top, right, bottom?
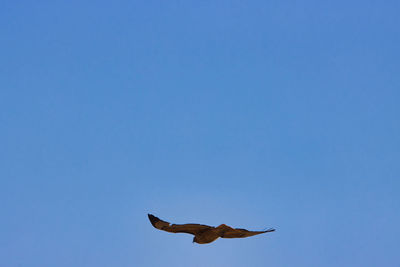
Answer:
148, 214, 160, 227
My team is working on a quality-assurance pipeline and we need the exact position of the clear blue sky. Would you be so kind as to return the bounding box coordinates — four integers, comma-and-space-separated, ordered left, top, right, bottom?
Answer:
1, 1, 399, 266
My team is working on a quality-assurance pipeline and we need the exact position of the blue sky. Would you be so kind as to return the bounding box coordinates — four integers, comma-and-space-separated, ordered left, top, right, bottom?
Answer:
1, 1, 399, 266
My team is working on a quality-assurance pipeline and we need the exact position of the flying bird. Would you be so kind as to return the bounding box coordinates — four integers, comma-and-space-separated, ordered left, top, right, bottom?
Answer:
148, 214, 275, 244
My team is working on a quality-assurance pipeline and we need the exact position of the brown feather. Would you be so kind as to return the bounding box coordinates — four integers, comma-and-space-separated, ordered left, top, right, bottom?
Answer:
148, 214, 212, 235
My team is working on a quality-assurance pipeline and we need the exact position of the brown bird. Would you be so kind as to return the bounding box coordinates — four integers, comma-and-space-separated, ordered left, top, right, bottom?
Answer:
148, 214, 275, 244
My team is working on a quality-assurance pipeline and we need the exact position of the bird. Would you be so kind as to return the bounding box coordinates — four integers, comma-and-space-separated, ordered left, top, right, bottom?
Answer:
147, 214, 275, 244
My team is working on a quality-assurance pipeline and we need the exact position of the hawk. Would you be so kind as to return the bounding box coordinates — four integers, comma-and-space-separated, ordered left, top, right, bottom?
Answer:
148, 214, 275, 244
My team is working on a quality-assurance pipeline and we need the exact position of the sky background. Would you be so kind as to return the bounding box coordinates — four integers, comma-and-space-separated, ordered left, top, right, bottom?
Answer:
1, 1, 399, 266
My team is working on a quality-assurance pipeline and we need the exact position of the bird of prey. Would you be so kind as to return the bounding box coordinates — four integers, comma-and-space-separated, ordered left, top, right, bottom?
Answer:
148, 214, 275, 244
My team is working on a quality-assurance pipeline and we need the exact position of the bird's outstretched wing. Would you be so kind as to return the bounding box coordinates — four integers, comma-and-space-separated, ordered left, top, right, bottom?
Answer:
217, 224, 275, 238
148, 214, 213, 235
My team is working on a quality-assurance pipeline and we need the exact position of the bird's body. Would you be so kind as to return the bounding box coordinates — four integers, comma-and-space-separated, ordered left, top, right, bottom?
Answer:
148, 214, 275, 244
